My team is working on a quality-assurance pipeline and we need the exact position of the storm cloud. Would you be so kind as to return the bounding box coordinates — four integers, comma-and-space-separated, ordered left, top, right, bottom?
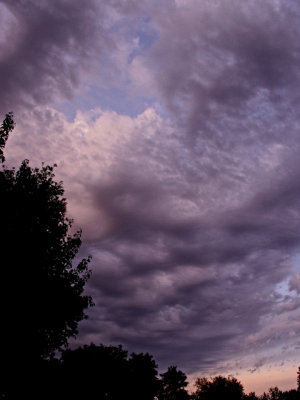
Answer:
2, 0, 300, 389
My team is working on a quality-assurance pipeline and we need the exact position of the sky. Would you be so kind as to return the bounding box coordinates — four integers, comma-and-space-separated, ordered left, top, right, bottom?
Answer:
1, 0, 300, 395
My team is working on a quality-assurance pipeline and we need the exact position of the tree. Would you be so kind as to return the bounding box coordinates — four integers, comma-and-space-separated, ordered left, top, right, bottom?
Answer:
259, 387, 299, 400
266, 387, 283, 400
60, 343, 129, 399
159, 365, 190, 400
0, 113, 93, 397
279, 389, 299, 400
57, 344, 159, 400
192, 375, 244, 400
128, 352, 160, 400
243, 392, 259, 400
0, 111, 14, 162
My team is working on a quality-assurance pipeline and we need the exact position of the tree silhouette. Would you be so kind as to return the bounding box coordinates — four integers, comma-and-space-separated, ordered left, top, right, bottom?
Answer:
60, 343, 129, 399
0, 111, 14, 162
56, 344, 159, 400
192, 375, 244, 400
128, 352, 160, 400
243, 392, 259, 400
0, 113, 93, 398
159, 365, 190, 400
266, 387, 282, 400
260, 387, 299, 400
280, 389, 300, 400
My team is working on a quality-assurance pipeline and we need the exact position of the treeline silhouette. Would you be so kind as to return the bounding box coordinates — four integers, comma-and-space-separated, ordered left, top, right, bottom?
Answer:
0, 113, 299, 399
2, 341, 299, 399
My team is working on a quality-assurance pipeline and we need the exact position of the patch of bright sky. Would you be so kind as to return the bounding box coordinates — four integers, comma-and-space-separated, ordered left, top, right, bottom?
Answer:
276, 254, 300, 298
187, 361, 298, 396
128, 17, 158, 63
241, 362, 298, 395
58, 84, 157, 121
57, 16, 161, 122
207, 347, 299, 395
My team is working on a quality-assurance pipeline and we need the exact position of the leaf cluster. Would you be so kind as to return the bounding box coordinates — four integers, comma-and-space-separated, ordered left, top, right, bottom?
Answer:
0, 111, 14, 162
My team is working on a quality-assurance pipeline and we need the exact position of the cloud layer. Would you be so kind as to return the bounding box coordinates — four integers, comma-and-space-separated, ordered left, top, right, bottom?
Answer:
3, 0, 300, 388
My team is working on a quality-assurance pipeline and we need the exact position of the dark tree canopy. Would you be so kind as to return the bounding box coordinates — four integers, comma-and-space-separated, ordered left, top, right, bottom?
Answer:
60, 344, 129, 400
260, 387, 299, 400
159, 365, 190, 400
0, 113, 92, 397
57, 344, 159, 400
1, 160, 93, 356
0, 111, 14, 162
192, 375, 244, 400
243, 393, 260, 400
128, 352, 159, 400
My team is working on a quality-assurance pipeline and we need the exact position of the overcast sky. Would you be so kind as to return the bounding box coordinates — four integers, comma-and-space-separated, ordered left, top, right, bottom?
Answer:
2, 0, 300, 394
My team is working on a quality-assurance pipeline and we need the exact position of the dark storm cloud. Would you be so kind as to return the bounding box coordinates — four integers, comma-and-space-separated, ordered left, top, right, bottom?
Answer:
0, 0, 115, 112
74, 153, 300, 370
4, 0, 300, 379
70, 0, 300, 372
147, 0, 300, 143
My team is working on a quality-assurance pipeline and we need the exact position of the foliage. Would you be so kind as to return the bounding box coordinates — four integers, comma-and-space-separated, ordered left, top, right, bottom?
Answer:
60, 344, 129, 399
159, 365, 190, 400
58, 344, 159, 400
0, 111, 14, 162
0, 113, 92, 397
268, 387, 283, 400
243, 392, 259, 400
192, 375, 244, 400
128, 352, 160, 400
259, 387, 299, 400
1, 159, 93, 355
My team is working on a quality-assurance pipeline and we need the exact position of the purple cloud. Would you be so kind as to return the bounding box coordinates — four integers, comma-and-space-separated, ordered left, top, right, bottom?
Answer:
0, 0, 119, 112
2, 0, 300, 390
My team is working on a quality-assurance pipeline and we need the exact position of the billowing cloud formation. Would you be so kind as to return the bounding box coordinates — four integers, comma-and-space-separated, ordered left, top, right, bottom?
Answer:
0, 0, 133, 112
3, 0, 300, 389
147, 0, 300, 138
